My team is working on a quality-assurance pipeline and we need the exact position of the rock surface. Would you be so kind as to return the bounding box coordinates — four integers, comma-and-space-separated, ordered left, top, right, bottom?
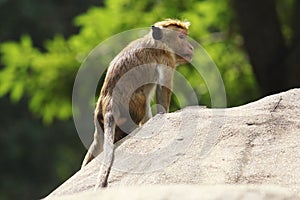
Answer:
46, 89, 300, 199
48, 185, 299, 200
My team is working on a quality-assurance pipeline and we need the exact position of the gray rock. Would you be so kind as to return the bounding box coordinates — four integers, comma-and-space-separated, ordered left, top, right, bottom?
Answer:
48, 185, 299, 200
46, 89, 300, 199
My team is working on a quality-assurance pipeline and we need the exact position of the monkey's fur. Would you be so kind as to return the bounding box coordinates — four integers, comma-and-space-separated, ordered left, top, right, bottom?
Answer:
81, 19, 194, 188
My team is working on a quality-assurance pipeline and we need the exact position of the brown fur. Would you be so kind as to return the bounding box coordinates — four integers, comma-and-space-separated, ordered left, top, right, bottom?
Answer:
81, 19, 193, 188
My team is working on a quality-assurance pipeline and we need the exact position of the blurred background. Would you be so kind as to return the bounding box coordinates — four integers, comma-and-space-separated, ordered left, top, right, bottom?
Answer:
0, 0, 299, 199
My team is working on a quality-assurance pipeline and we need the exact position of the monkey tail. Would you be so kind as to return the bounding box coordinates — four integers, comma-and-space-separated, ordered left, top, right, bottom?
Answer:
95, 111, 116, 188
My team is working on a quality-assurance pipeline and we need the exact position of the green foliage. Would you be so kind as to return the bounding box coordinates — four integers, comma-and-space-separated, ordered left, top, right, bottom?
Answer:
0, 35, 77, 123
0, 0, 259, 123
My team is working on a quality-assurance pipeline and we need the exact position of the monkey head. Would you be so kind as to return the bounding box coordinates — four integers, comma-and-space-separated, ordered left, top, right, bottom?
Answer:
151, 19, 194, 65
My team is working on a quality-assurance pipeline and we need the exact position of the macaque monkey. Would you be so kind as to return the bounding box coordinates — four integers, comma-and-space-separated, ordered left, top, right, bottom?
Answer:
81, 19, 194, 188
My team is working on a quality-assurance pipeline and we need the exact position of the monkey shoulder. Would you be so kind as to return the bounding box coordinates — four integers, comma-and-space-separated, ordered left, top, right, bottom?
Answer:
109, 44, 171, 68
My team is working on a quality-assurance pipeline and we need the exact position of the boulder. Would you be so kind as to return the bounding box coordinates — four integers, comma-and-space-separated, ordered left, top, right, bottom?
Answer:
48, 185, 299, 200
46, 89, 300, 199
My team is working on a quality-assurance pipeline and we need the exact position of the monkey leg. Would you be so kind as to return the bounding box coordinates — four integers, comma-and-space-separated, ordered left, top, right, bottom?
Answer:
81, 130, 104, 168
95, 112, 115, 189
139, 103, 152, 125
81, 145, 94, 168
81, 109, 105, 168
81, 117, 104, 168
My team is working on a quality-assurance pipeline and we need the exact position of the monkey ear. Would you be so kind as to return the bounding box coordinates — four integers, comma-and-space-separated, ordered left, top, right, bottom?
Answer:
152, 26, 163, 40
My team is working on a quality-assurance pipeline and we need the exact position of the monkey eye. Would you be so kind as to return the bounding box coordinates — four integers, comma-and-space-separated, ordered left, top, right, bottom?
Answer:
179, 34, 186, 39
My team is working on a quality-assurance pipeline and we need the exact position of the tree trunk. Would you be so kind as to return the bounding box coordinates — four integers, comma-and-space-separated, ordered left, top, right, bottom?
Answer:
286, 0, 300, 88
232, 0, 288, 96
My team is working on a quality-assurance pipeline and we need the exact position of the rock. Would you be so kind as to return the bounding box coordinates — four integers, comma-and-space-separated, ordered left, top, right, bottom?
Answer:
47, 185, 299, 200
45, 89, 300, 199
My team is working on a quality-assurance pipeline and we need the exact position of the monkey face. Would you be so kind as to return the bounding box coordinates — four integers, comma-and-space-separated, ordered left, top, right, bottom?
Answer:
151, 25, 194, 65
174, 30, 194, 64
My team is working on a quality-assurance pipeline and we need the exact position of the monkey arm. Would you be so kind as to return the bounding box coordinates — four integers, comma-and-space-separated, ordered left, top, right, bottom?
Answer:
156, 85, 171, 114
